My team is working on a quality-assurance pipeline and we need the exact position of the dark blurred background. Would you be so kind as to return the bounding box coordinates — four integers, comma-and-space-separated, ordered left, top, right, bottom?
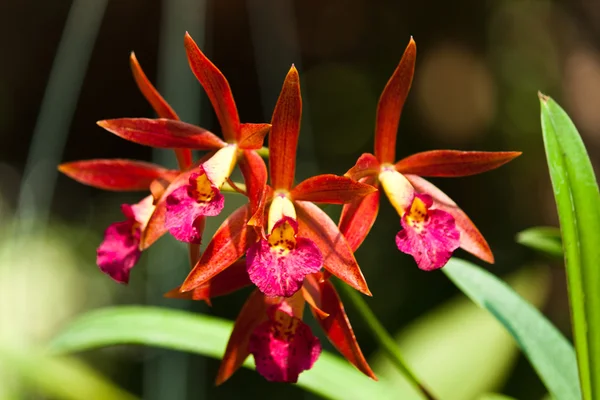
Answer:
1, 0, 599, 399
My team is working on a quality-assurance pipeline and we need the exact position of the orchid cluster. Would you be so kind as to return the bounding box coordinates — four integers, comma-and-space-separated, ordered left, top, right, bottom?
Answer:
59, 33, 520, 384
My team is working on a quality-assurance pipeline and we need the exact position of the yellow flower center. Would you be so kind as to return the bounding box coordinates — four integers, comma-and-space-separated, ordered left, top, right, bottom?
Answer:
271, 308, 300, 341
268, 220, 297, 256
404, 196, 429, 233
193, 173, 216, 202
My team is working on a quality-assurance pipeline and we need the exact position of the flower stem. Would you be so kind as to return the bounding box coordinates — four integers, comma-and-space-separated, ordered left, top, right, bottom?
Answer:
336, 282, 438, 400
256, 146, 270, 159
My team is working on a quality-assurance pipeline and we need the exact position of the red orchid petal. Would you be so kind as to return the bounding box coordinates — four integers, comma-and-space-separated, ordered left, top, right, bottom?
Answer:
238, 123, 271, 150
404, 174, 494, 263
129, 53, 193, 169
184, 32, 240, 141
238, 150, 268, 228
374, 38, 416, 164
345, 153, 380, 181
97, 118, 226, 150
150, 178, 170, 203
339, 177, 381, 252
180, 204, 256, 292
270, 66, 301, 191
395, 150, 522, 177
130, 52, 178, 120
291, 174, 377, 204
58, 159, 178, 191
295, 200, 371, 296
164, 259, 250, 301
141, 167, 200, 249
216, 289, 270, 385
301, 273, 330, 319
305, 275, 377, 380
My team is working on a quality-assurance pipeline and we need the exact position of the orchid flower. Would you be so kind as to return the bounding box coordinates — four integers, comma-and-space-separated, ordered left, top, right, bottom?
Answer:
167, 264, 376, 383
97, 33, 271, 244
58, 51, 194, 282
177, 65, 376, 299
342, 38, 521, 271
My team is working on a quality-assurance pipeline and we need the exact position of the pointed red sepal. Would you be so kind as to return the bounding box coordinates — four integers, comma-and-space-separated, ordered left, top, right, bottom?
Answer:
374, 38, 416, 164
295, 200, 371, 296
238, 150, 268, 228
395, 150, 522, 177
238, 123, 271, 150
130, 52, 178, 120
405, 174, 494, 263
345, 153, 380, 181
291, 174, 377, 204
58, 159, 178, 191
164, 259, 251, 301
141, 167, 200, 249
184, 32, 240, 141
98, 118, 226, 150
180, 204, 256, 292
301, 273, 330, 319
305, 275, 377, 380
216, 289, 272, 385
129, 53, 193, 169
150, 178, 170, 203
339, 177, 381, 252
270, 66, 301, 191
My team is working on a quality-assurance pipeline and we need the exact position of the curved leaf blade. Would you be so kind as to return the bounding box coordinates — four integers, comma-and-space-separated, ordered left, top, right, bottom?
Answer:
516, 227, 563, 259
49, 306, 398, 400
540, 93, 600, 398
442, 258, 580, 400
0, 346, 136, 400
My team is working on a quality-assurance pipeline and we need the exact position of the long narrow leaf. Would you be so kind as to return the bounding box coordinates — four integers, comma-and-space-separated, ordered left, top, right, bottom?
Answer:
0, 347, 136, 400
48, 306, 399, 400
539, 93, 600, 398
516, 226, 563, 259
442, 258, 580, 400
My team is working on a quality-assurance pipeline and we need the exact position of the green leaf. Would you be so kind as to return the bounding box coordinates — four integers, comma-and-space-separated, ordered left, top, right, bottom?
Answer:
49, 306, 400, 400
0, 346, 136, 400
540, 93, 600, 398
477, 395, 518, 400
372, 265, 549, 399
516, 226, 563, 258
443, 258, 580, 400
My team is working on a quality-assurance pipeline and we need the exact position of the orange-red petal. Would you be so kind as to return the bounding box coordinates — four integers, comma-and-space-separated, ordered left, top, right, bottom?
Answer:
130, 52, 178, 120
301, 273, 330, 319
270, 66, 301, 191
216, 289, 270, 385
305, 275, 377, 380
98, 118, 226, 150
238, 123, 271, 150
291, 174, 377, 204
404, 174, 494, 263
395, 150, 522, 177
184, 32, 240, 141
58, 159, 178, 191
345, 153, 380, 181
164, 259, 251, 301
295, 200, 371, 296
180, 204, 255, 292
238, 150, 268, 229
338, 177, 381, 252
129, 53, 192, 169
374, 38, 416, 164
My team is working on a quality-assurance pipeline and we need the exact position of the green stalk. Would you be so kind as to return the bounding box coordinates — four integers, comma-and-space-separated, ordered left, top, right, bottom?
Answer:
255, 146, 269, 159
337, 282, 438, 400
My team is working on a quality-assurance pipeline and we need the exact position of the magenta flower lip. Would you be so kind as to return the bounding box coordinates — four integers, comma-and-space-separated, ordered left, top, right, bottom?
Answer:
246, 216, 323, 297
